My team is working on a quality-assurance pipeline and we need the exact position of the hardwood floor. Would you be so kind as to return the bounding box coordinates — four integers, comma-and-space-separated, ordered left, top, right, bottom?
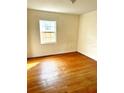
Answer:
27, 52, 97, 93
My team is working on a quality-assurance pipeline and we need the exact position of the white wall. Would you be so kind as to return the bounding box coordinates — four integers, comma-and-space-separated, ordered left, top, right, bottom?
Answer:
27, 9, 79, 57
77, 10, 97, 60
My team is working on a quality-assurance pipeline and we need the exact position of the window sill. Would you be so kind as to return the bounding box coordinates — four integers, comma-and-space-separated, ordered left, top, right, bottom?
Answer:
40, 42, 56, 45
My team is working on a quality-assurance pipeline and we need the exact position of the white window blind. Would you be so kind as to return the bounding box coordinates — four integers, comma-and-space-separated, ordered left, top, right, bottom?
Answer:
39, 20, 56, 44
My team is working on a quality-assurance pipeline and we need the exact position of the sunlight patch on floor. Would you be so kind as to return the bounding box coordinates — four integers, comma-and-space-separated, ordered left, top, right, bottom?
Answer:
27, 62, 40, 70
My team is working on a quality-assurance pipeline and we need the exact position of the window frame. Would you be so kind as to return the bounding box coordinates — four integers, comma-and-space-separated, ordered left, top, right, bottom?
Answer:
39, 20, 57, 45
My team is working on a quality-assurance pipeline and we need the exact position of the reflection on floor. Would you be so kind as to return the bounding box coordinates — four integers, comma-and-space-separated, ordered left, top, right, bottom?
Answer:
27, 52, 97, 93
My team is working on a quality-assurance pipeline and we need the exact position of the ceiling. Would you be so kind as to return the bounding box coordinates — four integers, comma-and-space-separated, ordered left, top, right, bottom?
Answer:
27, 0, 97, 14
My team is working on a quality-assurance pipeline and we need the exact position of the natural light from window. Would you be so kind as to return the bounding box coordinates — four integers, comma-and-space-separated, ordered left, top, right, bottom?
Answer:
39, 20, 56, 44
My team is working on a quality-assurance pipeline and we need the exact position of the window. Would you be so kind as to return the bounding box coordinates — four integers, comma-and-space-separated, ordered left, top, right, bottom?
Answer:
39, 20, 56, 44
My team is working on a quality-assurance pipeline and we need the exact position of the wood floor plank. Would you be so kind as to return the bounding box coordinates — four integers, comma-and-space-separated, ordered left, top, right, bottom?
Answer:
27, 52, 97, 93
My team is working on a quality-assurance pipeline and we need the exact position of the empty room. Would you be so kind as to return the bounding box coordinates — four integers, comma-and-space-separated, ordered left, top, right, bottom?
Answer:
27, 0, 97, 93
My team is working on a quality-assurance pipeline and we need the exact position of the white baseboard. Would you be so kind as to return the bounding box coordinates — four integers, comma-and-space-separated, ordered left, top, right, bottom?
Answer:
27, 50, 77, 58
77, 51, 97, 61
